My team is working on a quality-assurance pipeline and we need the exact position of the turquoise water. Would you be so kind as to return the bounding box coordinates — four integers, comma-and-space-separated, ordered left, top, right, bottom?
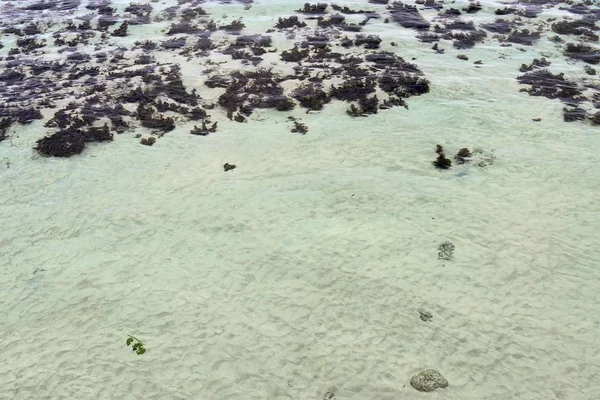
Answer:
1, 1, 599, 399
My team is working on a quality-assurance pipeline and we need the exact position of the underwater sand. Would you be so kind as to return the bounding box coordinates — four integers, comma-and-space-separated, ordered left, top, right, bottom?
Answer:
1, 0, 600, 399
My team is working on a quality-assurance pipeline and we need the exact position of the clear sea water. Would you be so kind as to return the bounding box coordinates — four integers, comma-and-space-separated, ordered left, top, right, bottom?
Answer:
1, 1, 599, 399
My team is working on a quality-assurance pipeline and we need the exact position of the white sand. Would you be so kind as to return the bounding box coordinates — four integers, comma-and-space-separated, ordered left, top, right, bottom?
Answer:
1, 1, 600, 399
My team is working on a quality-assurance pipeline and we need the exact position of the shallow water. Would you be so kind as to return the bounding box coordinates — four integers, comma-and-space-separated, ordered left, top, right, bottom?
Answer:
1, 1, 600, 399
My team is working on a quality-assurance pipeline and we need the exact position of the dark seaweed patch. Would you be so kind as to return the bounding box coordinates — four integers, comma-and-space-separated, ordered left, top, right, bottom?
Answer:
281, 46, 310, 62
481, 19, 514, 34
563, 106, 587, 122
167, 22, 201, 35
552, 17, 599, 41
276, 16, 307, 29
507, 29, 541, 46
217, 69, 294, 115
35, 129, 86, 157
387, 1, 430, 30
219, 19, 245, 32
111, 22, 128, 37
454, 148, 472, 164
291, 83, 330, 110
433, 145, 452, 169
190, 119, 218, 136
355, 34, 382, 49
517, 69, 583, 101
564, 42, 600, 65
296, 3, 328, 14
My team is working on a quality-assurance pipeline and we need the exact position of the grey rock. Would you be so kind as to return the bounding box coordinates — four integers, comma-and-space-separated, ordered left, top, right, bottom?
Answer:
410, 369, 448, 392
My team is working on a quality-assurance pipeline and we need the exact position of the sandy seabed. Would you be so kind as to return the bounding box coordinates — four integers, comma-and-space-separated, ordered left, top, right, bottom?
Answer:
1, 0, 600, 399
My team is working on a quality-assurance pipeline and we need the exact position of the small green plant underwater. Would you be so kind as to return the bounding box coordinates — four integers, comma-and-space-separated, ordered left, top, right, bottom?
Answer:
126, 336, 146, 355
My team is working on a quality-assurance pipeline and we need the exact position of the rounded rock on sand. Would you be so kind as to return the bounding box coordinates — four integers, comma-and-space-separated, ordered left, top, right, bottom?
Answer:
410, 369, 448, 392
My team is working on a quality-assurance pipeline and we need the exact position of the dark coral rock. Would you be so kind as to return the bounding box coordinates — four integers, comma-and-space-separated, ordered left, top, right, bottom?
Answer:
35, 129, 86, 157
223, 162, 236, 172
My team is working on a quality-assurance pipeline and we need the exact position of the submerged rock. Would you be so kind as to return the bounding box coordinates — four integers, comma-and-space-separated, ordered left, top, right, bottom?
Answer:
410, 369, 448, 392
